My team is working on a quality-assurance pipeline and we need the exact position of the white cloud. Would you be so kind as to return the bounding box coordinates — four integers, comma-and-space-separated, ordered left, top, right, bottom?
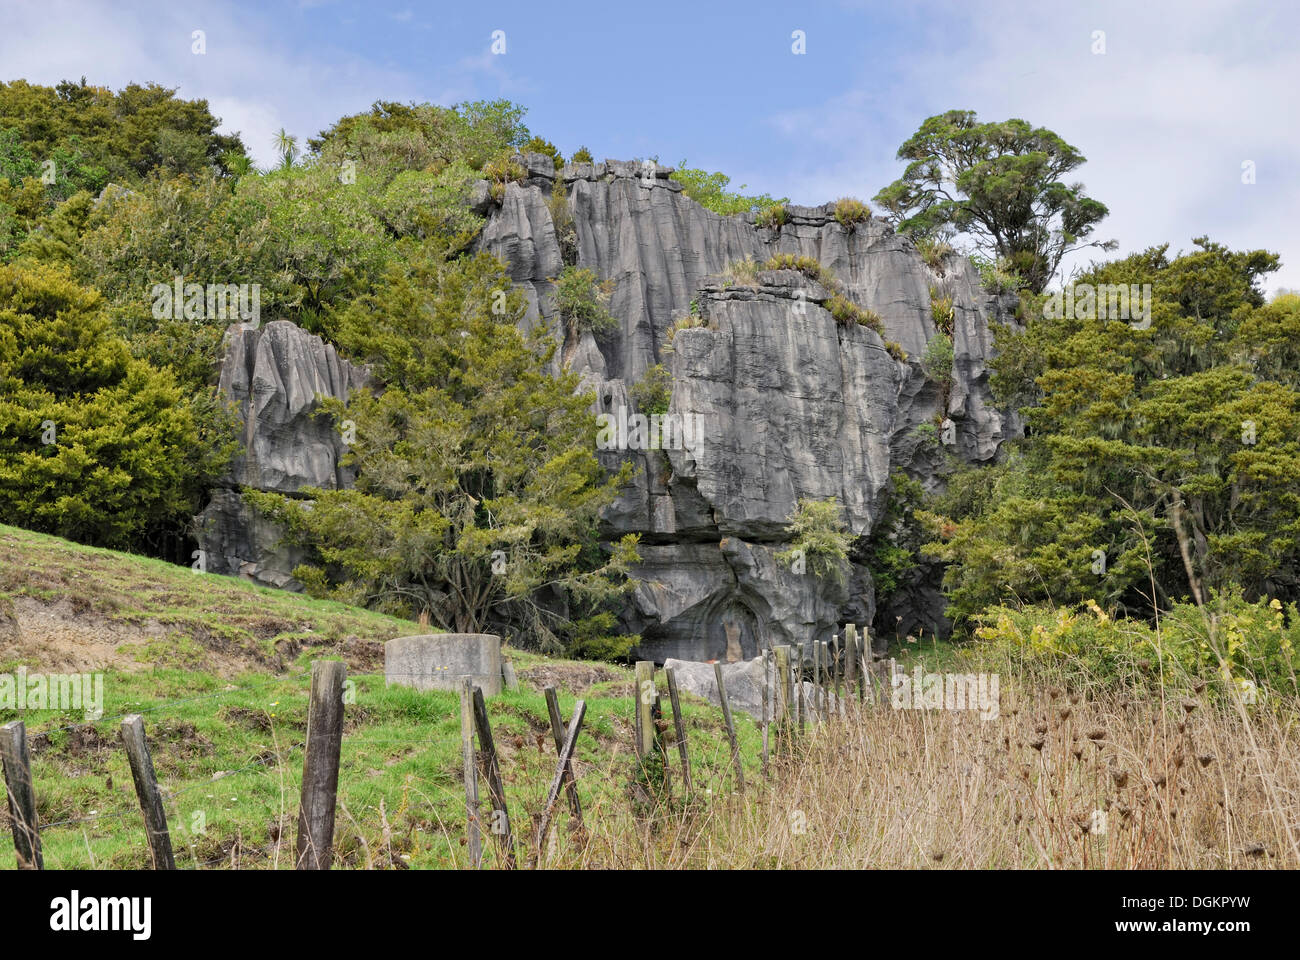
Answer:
768, 0, 1300, 293
0, 0, 442, 167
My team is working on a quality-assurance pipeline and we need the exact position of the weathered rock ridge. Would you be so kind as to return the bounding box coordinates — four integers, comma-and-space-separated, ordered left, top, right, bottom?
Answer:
476, 155, 1020, 657
196, 320, 366, 588
197, 154, 1021, 659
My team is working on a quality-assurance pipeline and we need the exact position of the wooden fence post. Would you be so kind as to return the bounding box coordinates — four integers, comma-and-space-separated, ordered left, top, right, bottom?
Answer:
818, 641, 828, 717
713, 663, 746, 794
458, 677, 482, 869
812, 641, 822, 721
295, 660, 346, 870
535, 699, 587, 865
633, 661, 656, 760
0, 721, 41, 870
120, 715, 175, 870
471, 687, 516, 869
664, 668, 693, 793
543, 687, 583, 824
845, 624, 859, 708
760, 650, 770, 777
773, 645, 792, 751
796, 643, 807, 736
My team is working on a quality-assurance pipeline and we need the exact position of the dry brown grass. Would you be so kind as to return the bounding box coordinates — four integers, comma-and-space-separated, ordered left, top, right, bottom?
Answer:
540, 677, 1300, 869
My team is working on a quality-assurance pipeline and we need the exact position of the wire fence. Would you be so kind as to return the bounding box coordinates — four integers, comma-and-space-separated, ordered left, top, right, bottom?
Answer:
1, 635, 887, 870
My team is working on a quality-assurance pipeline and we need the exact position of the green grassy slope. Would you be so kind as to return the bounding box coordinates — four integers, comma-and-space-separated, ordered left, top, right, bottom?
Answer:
0, 524, 760, 869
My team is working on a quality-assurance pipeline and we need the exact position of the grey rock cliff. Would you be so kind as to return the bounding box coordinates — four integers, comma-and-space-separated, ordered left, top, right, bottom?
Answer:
197, 154, 1020, 656
476, 155, 1020, 657
196, 320, 367, 588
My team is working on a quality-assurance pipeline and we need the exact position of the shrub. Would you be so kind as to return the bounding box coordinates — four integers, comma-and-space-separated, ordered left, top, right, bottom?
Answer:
521, 136, 563, 167
553, 265, 617, 338
755, 203, 787, 229
663, 311, 705, 354
913, 421, 940, 448
826, 292, 883, 333
834, 196, 870, 228
0, 262, 205, 550
670, 161, 788, 216
930, 288, 955, 336
922, 332, 954, 386
722, 256, 761, 287
571, 145, 594, 164
916, 236, 954, 274
776, 497, 853, 585
974, 592, 1299, 699
630, 364, 673, 416
483, 152, 526, 202
548, 178, 577, 263
969, 253, 1025, 293
763, 252, 830, 285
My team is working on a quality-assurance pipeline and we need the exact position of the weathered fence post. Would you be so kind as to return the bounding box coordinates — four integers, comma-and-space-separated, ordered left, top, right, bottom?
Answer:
819, 641, 830, 717
120, 715, 175, 870
713, 662, 746, 794
0, 721, 41, 870
812, 641, 822, 722
760, 650, 770, 777
633, 661, 656, 759
295, 660, 346, 870
845, 624, 859, 709
664, 668, 693, 793
471, 687, 515, 869
458, 677, 482, 869
773, 645, 792, 750
833, 639, 844, 717
790, 642, 800, 733
543, 686, 583, 824
535, 699, 587, 865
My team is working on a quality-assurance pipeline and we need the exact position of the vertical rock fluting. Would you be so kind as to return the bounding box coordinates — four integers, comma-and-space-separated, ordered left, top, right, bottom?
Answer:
476, 155, 1021, 658
195, 154, 1019, 656
196, 320, 367, 588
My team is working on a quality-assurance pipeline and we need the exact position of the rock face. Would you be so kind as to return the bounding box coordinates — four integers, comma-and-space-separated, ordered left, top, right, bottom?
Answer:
196, 320, 367, 588
477, 156, 1021, 658
196, 154, 1020, 657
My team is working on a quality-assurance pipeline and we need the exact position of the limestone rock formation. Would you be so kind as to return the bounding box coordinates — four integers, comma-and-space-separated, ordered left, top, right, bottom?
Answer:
663, 655, 836, 721
196, 153, 1021, 658
196, 320, 367, 587
476, 154, 1021, 657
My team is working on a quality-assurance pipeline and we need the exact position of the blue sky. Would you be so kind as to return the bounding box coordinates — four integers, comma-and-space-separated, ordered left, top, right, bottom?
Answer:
3, 0, 1298, 290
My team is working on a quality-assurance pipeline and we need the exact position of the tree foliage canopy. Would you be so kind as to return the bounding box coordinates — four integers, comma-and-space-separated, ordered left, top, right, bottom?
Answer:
927, 239, 1296, 625
873, 110, 1113, 292
248, 249, 641, 658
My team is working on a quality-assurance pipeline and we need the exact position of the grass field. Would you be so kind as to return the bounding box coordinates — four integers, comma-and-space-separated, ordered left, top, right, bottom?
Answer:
3, 524, 1297, 869
0, 524, 760, 869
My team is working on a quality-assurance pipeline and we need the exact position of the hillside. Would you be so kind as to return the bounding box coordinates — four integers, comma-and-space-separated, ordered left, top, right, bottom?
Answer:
0, 524, 761, 869
0, 523, 417, 676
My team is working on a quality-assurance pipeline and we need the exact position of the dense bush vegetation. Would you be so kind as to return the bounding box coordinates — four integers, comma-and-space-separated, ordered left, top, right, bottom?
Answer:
670, 161, 787, 216
0, 262, 217, 552
926, 240, 1296, 636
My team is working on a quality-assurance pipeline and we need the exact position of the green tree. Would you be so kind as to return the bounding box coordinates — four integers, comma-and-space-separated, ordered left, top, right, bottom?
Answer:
928, 239, 1299, 625
248, 250, 640, 658
0, 78, 247, 190
308, 99, 530, 173
873, 110, 1113, 293
670, 161, 787, 216
553, 265, 616, 340
0, 262, 204, 550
